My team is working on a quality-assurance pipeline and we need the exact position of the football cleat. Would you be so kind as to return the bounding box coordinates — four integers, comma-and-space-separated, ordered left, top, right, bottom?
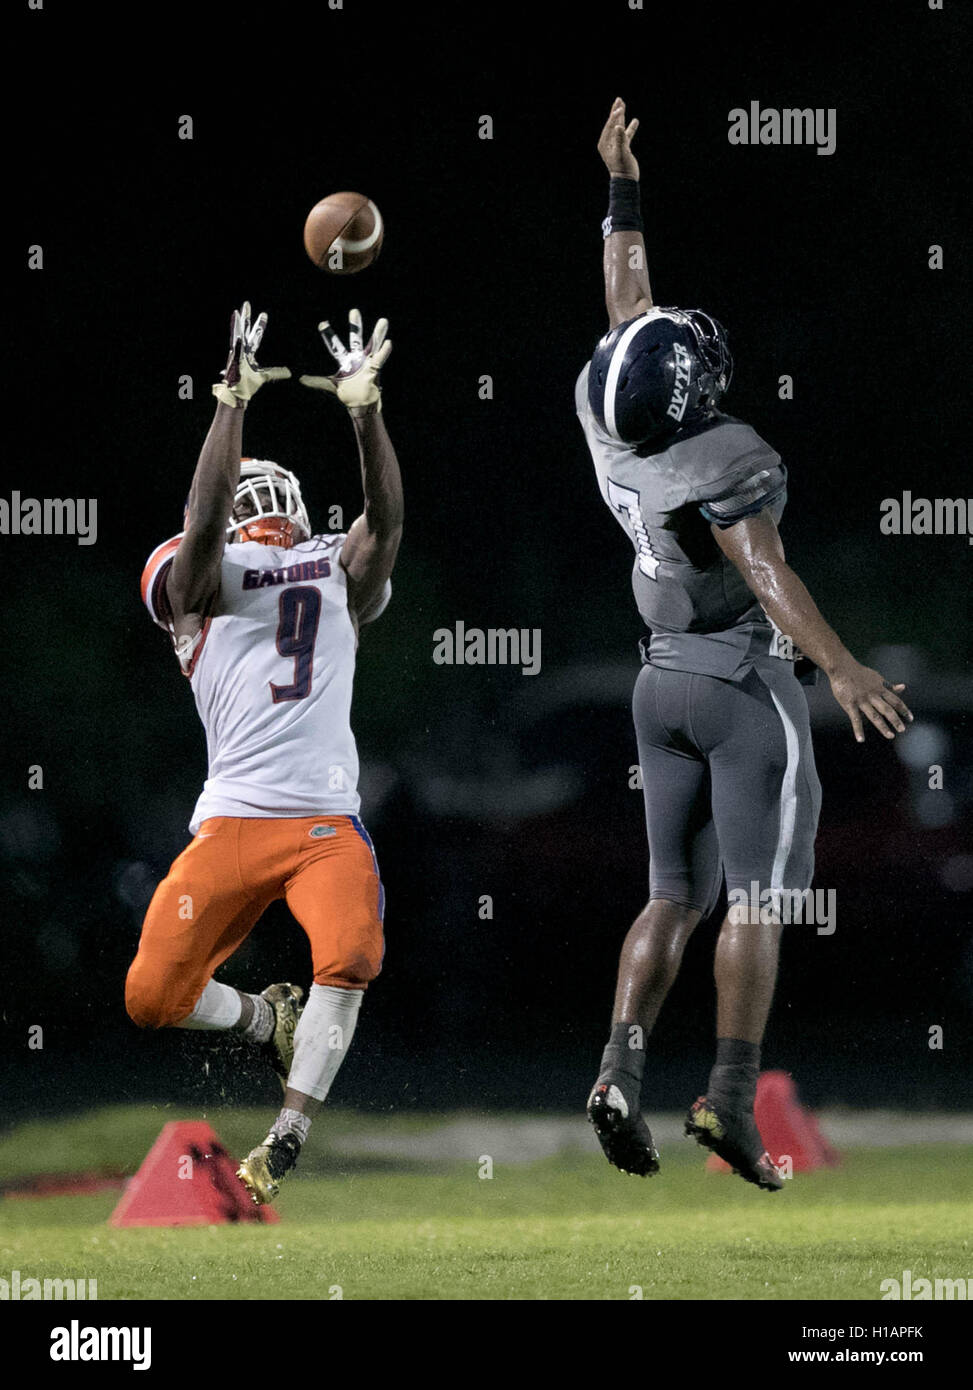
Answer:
587, 1080, 660, 1177
258, 983, 304, 1091
236, 1131, 301, 1206
684, 1096, 784, 1191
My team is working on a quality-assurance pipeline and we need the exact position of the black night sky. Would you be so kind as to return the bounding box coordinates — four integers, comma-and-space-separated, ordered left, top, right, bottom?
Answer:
5, 1, 971, 1117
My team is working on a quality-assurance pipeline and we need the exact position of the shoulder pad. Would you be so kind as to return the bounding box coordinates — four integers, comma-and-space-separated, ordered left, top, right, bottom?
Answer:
140, 535, 182, 627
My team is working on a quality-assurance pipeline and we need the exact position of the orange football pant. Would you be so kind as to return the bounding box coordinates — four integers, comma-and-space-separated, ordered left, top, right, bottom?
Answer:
125, 815, 384, 1029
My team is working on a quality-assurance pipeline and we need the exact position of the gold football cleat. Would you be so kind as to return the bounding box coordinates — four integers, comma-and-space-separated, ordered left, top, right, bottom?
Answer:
258, 983, 304, 1090
236, 1131, 301, 1206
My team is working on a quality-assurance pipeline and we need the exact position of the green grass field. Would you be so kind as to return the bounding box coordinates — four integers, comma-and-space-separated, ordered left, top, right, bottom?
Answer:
1, 1107, 970, 1300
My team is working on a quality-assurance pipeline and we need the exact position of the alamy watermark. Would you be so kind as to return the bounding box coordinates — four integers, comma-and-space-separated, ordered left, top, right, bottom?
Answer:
1, 1268, 98, 1300
728, 883, 836, 935
433, 621, 541, 676
50, 1320, 151, 1371
880, 1269, 971, 1300
728, 103, 836, 156
0, 492, 97, 545
880, 493, 972, 543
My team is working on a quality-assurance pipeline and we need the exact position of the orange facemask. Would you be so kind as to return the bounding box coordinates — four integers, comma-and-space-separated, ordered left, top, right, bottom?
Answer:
235, 516, 305, 548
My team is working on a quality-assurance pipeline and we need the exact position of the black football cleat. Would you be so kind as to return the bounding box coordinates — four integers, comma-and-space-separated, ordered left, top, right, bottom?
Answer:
684, 1095, 783, 1191
587, 1080, 660, 1176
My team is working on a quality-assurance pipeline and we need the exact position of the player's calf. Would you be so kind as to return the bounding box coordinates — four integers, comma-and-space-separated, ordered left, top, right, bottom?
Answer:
237, 985, 364, 1205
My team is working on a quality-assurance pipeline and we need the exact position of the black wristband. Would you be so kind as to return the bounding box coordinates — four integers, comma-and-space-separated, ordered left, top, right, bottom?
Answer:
602, 176, 643, 238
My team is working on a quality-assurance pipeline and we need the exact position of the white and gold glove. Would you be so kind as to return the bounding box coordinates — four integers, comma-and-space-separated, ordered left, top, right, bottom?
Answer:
212, 301, 291, 408
299, 309, 391, 413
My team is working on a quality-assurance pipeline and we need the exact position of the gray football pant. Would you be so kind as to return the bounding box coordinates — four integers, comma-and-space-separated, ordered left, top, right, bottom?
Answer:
633, 661, 822, 919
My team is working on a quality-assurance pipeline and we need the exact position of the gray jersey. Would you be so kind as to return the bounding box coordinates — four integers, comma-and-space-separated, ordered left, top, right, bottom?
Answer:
576, 361, 793, 680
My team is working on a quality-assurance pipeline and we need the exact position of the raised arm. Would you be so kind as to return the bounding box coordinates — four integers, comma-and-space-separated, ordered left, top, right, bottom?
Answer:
341, 410, 403, 620
300, 310, 403, 624
597, 97, 653, 327
168, 402, 244, 636
712, 510, 913, 742
167, 303, 291, 648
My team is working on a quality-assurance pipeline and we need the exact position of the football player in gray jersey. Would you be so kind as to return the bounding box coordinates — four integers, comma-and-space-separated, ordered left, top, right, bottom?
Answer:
581, 99, 913, 1189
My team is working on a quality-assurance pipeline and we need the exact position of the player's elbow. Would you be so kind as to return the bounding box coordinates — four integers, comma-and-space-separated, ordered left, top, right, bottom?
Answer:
361, 522, 403, 571
362, 499, 403, 540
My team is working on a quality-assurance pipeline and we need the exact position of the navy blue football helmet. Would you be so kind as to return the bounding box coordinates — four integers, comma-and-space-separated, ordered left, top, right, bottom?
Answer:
587, 307, 733, 448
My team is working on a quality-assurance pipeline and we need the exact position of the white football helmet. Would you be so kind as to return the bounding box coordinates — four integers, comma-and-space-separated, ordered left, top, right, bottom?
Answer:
228, 458, 312, 548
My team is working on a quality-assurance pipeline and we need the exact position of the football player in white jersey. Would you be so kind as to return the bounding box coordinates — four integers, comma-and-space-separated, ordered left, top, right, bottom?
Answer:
128, 302, 402, 1204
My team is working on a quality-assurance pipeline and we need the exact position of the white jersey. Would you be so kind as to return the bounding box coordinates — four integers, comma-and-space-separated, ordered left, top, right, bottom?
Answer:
141, 533, 390, 833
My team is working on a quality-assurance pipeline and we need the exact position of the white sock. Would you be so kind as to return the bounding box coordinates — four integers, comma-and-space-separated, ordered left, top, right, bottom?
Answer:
177, 982, 274, 1041
241, 993, 275, 1044
271, 1108, 312, 1147
286, 984, 363, 1102
178, 979, 243, 1031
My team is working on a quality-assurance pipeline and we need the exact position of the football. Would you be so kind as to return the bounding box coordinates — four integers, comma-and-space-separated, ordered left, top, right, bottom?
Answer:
303, 191, 384, 275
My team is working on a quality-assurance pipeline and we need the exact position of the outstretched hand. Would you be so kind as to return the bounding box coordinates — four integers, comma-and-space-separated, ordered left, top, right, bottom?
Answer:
212, 302, 291, 409
598, 97, 640, 180
828, 659, 913, 743
300, 309, 392, 415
